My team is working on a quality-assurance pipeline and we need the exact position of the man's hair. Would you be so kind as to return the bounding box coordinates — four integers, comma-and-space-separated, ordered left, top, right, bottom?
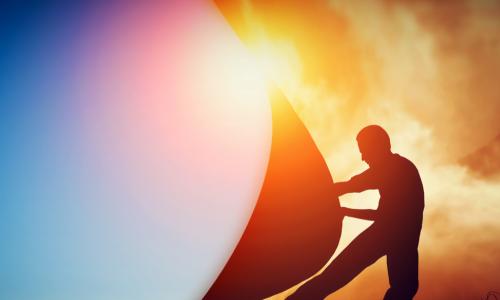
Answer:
356, 125, 391, 151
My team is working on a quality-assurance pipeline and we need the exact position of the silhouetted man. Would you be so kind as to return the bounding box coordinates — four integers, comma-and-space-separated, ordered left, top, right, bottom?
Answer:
288, 125, 424, 300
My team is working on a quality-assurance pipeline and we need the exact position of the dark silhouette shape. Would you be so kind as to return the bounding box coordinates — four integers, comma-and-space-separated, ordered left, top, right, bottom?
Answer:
287, 125, 425, 300
203, 88, 343, 300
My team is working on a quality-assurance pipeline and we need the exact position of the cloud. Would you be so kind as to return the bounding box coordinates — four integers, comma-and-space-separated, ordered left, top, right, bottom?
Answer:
461, 134, 500, 180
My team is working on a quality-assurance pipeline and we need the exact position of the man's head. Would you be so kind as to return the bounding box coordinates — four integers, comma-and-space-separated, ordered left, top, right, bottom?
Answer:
356, 125, 392, 167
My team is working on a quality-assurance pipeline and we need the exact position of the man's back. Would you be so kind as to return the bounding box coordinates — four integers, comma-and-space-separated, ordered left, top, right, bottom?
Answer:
377, 154, 424, 227
349, 153, 424, 243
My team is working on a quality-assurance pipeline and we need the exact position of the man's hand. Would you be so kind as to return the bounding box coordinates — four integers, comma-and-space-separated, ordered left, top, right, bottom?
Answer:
339, 206, 350, 216
339, 206, 378, 221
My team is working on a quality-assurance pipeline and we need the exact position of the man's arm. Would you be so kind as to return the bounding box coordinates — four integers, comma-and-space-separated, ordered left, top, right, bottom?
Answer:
340, 207, 377, 221
333, 169, 379, 221
332, 168, 378, 197
331, 181, 356, 197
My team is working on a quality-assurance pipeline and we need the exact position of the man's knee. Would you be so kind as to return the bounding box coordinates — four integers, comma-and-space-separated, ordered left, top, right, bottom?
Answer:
285, 274, 332, 300
383, 280, 418, 300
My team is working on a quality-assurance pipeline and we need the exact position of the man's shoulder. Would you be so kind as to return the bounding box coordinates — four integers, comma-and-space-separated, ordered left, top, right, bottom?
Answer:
393, 153, 411, 163
392, 153, 420, 175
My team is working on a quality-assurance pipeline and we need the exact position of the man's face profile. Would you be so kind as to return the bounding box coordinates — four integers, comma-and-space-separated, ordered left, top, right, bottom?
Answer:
357, 140, 385, 168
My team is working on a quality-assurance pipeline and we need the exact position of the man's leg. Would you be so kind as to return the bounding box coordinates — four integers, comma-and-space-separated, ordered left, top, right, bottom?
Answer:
287, 225, 387, 300
383, 248, 419, 300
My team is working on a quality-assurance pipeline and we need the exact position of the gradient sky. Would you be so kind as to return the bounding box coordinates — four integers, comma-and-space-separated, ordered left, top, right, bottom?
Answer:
214, 1, 500, 299
1, 1, 272, 299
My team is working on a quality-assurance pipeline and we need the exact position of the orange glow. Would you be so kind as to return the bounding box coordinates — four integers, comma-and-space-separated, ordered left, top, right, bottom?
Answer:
215, 1, 500, 299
